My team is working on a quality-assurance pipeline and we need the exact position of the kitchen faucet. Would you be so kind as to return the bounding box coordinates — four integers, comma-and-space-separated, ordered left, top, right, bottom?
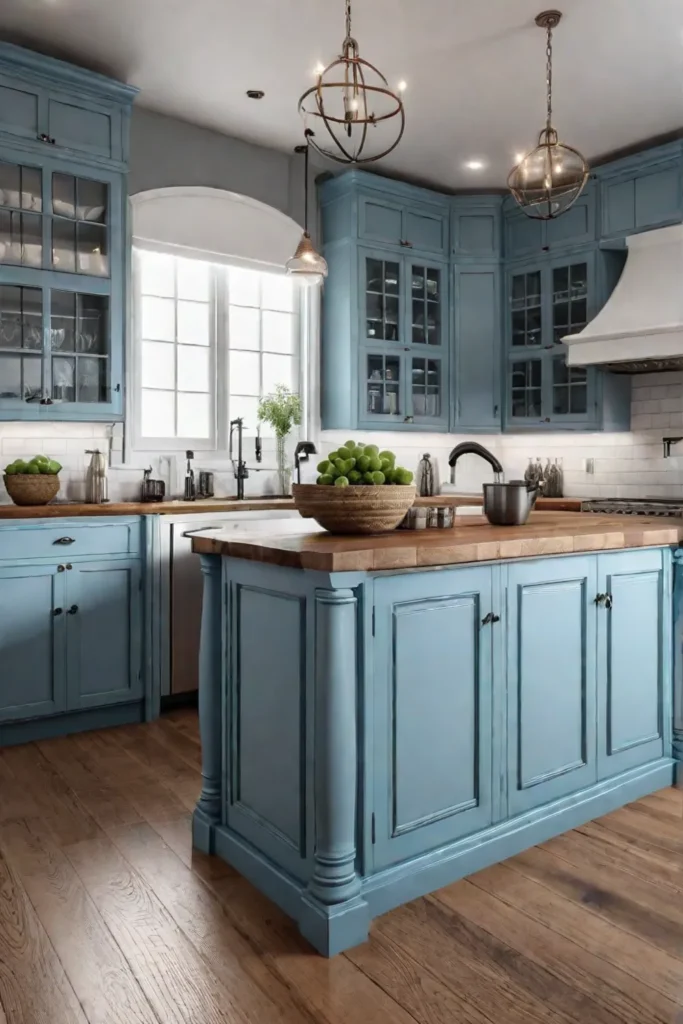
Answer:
229, 418, 250, 500
448, 442, 504, 487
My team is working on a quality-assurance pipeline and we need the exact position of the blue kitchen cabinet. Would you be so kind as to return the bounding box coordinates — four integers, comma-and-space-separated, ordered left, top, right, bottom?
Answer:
597, 549, 668, 779
0, 43, 136, 421
65, 559, 143, 710
0, 562, 66, 720
451, 198, 502, 260
453, 264, 502, 431
359, 193, 448, 257
372, 566, 496, 869
504, 186, 596, 260
597, 142, 683, 240
507, 555, 598, 815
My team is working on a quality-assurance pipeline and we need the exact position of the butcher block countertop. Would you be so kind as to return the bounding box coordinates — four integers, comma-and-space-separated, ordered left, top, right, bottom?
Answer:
0, 493, 581, 520
191, 512, 683, 573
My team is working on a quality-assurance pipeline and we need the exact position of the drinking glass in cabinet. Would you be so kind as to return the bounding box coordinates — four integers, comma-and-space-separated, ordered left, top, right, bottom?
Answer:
50, 290, 76, 351
553, 358, 587, 415
0, 286, 42, 351
52, 356, 75, 402
411, 265, 441, 345
366, 257, 400, 341
553, 263, 588, 344
511, 360, 542, 418
77, 356, 106, 402
0, 354, 42, 400
411, 357, 440, 418
366, 353, 401, 416
50, 292, 108, 403
511, 271, 542, 347
51, 173, 109, 276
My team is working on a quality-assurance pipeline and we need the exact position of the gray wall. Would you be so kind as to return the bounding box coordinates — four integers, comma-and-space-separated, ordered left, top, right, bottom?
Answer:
129, 106, 323, 234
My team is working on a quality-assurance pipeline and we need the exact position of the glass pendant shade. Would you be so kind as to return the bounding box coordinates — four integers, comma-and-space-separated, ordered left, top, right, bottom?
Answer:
508, 128, 589, 220
286, 231, 328, 283
298, 0, 405, 164
508, 11, 588, 220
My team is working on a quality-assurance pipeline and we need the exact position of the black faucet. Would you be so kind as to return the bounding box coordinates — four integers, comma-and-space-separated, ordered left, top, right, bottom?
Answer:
229, 418, 249, 500
448, 442, 504, 486
294, 441, 317, 484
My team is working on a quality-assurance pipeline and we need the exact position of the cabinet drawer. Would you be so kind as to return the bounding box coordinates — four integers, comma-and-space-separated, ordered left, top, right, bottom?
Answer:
0, 520, 140, 560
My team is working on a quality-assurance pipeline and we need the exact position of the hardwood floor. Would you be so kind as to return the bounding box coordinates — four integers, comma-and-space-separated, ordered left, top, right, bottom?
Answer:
0, 711, 681, 1024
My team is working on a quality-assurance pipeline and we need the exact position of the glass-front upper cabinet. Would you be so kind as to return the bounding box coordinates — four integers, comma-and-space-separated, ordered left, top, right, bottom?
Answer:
0, 151, 120, 418
507, 254, 593, 427
365, 254, 400, 343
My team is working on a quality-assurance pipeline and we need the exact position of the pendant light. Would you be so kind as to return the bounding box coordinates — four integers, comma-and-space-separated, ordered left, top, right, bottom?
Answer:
286, 137, 328, 284
298, 0, 405, 164
508, 10, 588, 220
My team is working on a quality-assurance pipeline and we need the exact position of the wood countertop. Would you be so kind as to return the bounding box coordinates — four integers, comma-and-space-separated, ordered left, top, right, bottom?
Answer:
191, 511, 683, 572
0, 493, 582, 520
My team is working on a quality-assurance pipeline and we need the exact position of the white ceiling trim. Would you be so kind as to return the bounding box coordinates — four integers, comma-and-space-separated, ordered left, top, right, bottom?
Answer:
130, 186, 302, 270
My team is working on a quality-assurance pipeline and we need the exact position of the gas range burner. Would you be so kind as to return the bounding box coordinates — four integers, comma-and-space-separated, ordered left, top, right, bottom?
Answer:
582, 498, 683, 517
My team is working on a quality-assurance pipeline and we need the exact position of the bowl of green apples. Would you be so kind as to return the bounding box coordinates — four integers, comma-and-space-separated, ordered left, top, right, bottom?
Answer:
3, 455, 62, 506
292, 441, 415, 534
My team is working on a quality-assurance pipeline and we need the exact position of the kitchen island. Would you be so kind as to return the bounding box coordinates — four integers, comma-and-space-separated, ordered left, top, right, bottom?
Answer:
191, 513, 683, 956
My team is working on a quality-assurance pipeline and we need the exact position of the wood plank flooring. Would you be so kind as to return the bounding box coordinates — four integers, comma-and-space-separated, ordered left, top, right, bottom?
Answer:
0, 710, 681, 1024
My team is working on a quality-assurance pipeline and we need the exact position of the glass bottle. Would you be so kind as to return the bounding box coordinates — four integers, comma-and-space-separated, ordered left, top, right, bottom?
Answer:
542, 458, 553, 496
554, 457, 564, 498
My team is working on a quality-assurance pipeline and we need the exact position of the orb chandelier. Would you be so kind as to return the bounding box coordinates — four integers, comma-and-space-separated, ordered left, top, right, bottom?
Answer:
508, 10, 588, 220
298, 0, 405, 164
286, 136, 328, 284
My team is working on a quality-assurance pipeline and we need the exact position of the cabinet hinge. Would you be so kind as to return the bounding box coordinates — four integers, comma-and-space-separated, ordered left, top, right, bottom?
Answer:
371, 812, 376, 844
371, 606, 376, 636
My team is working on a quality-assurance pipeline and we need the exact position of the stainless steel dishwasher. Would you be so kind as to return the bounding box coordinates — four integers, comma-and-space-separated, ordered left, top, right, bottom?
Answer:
162, 511, 319, 696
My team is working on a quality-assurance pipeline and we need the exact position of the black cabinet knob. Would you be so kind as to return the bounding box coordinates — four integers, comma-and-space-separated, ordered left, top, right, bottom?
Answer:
57, 564, 65, 572
68, 605, 78, 615
53, 607, 63, 616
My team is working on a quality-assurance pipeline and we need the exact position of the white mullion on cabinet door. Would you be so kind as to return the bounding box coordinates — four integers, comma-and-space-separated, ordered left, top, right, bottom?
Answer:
173, 255, 180, 438
214, 265, 228, 451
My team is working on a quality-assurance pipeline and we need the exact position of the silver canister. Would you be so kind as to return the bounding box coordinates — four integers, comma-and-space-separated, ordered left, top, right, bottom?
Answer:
85, 449, 108, 504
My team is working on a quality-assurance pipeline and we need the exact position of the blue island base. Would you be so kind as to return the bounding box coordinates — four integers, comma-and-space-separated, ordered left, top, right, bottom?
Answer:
192, 548, 682, 956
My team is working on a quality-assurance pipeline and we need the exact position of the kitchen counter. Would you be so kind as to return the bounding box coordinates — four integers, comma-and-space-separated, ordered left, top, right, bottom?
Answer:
0, 493, 582, 520
192, 507, 680, 957
191, 511, 681, 572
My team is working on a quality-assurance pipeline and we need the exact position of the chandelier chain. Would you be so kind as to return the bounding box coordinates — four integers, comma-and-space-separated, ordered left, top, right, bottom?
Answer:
345, 0, 352, 41
545, 21, 553, 132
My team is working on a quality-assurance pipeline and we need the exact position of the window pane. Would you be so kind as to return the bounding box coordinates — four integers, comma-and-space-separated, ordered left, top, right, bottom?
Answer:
52, 173, 76, 219
177, 392, 210, 438
262, 354, 294, 395
177, 300, 209, 345
230, 350, 260, 396
141, 389, 175, 437
139, 251, 174, 297
51, 290, 76, 352
141, 296, 174, 341
262, 310, 294, 354
77, 294, 108, 355
77, 223, 108, 276
142, 340, 174, 389
177, 258, 210, 301
77, 179, 107, 223
229, 305, 260, 350
229, 395, 259, 432
261, 273, 294, 312
228, 266, 260, 306
52, 355, 75, 402
177, 344, 209, 392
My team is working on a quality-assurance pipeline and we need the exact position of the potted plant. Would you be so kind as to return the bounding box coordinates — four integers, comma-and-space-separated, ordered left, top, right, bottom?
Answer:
257, 384, 302, 496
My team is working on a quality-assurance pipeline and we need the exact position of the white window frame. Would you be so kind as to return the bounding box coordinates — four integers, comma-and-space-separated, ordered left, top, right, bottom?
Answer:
127, 187, 318, 459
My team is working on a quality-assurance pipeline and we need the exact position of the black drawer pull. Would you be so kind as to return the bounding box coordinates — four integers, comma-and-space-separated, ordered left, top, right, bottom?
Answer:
54, 537, 75, 545
37, 132, 56, 145
53, 607, 63, 616
68, 605, 78, 615
57, 564, 65, 572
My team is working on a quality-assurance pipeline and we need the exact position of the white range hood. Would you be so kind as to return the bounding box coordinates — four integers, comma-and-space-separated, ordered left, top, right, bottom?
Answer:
563, 224, 683, 373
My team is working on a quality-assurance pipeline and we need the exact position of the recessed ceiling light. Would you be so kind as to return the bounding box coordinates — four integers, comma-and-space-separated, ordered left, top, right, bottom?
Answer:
246, 89, 265, 100
397, 80, 407, 93
464, 159, 485, 171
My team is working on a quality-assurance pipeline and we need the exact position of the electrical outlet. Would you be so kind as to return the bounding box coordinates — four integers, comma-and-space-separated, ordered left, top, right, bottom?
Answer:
584, 458, 595, 475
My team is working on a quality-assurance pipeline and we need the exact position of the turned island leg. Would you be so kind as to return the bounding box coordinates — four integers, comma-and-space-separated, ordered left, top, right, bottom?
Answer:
193, 554, 223, 851
299, 586, 369, 956
673, 550, 683, 786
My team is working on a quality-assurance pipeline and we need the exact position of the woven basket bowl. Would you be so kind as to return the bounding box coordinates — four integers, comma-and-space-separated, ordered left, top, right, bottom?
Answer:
4, 473, 60, 506
292, 483, 416, 535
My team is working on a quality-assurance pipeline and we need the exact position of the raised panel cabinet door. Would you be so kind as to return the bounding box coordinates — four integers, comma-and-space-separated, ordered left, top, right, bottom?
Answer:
602, 178, 635, 237
635, 165, 682, 230
545, 191, 595, 250
372, 567, 495, 869
359, 196, 403, 247
46, 95, 120, 162
0, 564, 66, 721
597, 549, 667, 779
403, 206, 448, 256
455, 265, 501, 430
452, 210, 499, 258
504, 210, 545, 259
507, 556, 597, 815
65, 559, 142, 710
0, 75, 41, 142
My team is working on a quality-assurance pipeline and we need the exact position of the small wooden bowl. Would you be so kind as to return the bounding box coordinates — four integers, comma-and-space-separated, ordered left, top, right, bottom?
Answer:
4, 473, 60, 506
292, 483, 416, 535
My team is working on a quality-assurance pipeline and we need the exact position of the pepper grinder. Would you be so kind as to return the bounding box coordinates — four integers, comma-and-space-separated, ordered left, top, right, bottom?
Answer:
184, 450, 196, 501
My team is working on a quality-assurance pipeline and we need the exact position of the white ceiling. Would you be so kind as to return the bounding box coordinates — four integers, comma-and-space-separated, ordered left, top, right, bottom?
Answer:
2, 0, 683, 189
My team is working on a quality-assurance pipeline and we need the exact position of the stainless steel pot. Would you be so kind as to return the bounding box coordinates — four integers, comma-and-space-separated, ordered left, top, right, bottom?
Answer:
483, 481, 538, 526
